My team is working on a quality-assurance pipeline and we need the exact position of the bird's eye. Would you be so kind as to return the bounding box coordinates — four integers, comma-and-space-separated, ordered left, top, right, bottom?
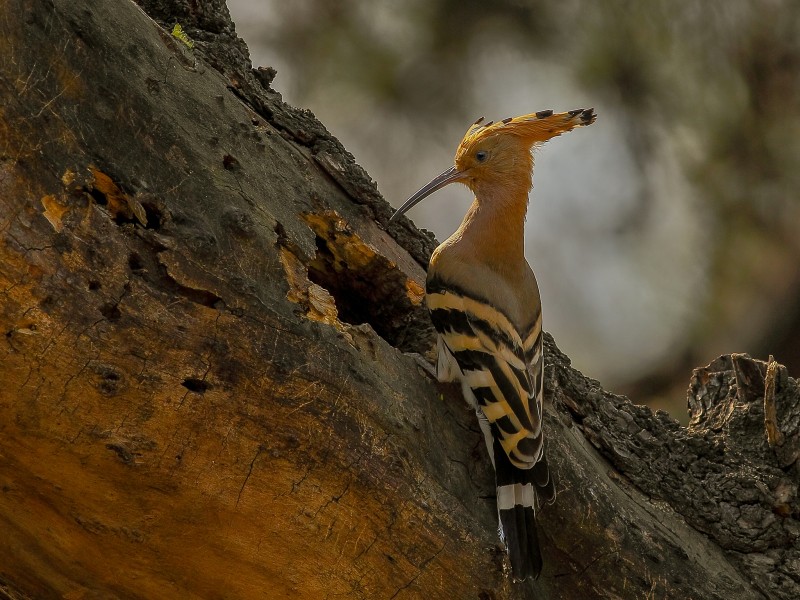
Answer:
476, 150, 488, 162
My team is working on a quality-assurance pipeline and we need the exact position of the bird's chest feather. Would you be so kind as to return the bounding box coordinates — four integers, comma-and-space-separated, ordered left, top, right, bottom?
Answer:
427, 244, 540, 335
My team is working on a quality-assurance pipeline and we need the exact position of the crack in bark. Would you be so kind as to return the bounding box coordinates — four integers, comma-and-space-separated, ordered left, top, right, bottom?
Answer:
388, 543, 446, 600
236, 444, 265, 507
314, 479, 351, 519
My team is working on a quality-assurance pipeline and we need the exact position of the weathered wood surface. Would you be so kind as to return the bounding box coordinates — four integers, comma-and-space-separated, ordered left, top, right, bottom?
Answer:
0, 1, 797, 598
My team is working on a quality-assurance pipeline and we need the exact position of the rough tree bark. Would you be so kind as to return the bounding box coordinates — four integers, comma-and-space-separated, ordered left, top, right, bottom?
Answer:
0, 1, 797, 599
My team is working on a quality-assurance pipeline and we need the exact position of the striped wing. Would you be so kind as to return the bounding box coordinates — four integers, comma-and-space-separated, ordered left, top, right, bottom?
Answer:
427, 278, 544, 470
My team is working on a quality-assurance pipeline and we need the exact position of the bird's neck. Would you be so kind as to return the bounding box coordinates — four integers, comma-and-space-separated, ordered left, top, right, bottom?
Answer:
455, 188, 529, 272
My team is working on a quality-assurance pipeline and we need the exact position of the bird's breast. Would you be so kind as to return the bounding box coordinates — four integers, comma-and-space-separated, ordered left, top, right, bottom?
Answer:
428, 245, 540, 335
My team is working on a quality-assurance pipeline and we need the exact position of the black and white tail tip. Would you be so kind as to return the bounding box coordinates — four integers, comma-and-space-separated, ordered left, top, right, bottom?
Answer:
495, 437, 555, 581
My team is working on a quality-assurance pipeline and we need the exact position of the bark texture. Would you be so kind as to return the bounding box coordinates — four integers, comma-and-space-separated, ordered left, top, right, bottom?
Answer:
0, 1, 797, 599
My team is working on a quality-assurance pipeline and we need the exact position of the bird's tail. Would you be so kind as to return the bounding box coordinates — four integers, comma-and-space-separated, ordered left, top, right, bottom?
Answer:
494, 437, 556, 581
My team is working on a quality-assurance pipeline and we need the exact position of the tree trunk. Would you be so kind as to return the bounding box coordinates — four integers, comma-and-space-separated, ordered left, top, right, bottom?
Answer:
0, 1, 797, 598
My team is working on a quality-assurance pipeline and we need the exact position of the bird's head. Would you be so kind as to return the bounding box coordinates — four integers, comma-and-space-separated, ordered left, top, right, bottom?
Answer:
389, 108, 596, 222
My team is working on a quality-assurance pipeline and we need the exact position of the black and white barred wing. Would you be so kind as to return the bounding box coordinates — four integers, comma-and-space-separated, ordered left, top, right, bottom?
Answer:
426, 281, 544, 470
427, 279, 555, 580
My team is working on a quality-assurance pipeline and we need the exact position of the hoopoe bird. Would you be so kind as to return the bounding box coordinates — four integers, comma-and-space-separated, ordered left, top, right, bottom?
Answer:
390, 108, 596, 580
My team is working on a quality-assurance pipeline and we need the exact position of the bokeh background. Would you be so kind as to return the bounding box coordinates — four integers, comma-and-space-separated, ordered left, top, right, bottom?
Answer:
227, 0, 800, 421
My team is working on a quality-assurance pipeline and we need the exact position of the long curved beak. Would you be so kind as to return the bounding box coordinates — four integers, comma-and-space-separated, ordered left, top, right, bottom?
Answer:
388, 165, 464, 223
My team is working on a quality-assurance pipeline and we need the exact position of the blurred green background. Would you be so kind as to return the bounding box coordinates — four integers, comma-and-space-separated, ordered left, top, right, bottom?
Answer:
227, 0, 800, 421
